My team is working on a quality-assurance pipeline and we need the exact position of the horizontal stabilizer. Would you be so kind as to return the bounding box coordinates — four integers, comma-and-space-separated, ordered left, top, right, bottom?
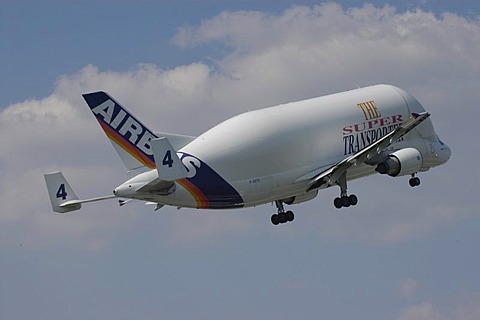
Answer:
45, 172, 116, 213
151, 137, 188, 181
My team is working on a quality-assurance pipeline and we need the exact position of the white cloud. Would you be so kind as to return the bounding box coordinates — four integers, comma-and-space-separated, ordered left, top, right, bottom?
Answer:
396, 302, 447, 320
1, 3, 480, 249
396, 294, 480, 320
174, 3, 480, 97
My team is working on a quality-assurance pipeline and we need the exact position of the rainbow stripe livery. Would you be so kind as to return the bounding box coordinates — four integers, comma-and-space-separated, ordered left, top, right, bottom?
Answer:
83, 92, 157, 170
82, 91, 243, 209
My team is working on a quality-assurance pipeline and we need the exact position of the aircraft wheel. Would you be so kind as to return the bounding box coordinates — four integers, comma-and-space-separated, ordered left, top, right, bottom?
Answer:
409, 177, 420, 187
409, 178, 415, 187
334, 195, 358, 208
278, 212, 288, 224
334, 197, 343, 209
286, 210, 294, 222
349, 194, 358, 206
341, 196, 351, 207
271, 214, 280, 225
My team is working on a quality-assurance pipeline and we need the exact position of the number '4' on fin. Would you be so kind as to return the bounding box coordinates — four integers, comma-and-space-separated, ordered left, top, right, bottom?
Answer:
151, 137, 188, 181
45, 172, 116, 213
44, 172, 81, 213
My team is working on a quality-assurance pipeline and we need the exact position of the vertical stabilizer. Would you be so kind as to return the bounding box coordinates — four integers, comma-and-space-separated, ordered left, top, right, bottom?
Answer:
82, 92, 157, 172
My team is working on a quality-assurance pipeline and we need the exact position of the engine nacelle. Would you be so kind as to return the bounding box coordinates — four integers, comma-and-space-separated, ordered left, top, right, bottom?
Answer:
375, 148, 423, 177
283, 190, 318, 205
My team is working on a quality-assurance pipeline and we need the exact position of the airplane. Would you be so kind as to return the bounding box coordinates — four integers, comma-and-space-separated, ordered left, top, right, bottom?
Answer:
45, 84, 451, 225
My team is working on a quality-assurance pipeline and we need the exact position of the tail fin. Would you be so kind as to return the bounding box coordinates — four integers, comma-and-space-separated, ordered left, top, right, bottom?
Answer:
82, 92, 157, 174
151, 137, 188, 181
44, 172, 82, 213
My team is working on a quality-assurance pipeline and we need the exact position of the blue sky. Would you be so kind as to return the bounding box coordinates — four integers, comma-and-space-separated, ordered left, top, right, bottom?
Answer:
2, 0, 478, 106
1, 1, 480, 319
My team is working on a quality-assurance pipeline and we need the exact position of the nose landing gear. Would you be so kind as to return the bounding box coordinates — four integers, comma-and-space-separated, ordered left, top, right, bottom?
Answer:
409, 173, 421, 187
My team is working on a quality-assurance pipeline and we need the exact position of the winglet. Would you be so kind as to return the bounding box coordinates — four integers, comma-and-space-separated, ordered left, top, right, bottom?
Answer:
151, 137, 188, 181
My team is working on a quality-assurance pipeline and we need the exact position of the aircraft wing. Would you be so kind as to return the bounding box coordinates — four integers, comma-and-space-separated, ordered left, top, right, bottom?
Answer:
307, 112, 430, 191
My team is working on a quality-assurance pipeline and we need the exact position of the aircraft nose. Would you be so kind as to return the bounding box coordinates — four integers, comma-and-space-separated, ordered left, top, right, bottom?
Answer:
438, 139, 451, 164
443, 144, 451, 162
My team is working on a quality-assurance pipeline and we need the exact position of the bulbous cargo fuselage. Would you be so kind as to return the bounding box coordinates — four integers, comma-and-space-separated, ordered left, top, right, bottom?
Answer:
136, 84, 450, 209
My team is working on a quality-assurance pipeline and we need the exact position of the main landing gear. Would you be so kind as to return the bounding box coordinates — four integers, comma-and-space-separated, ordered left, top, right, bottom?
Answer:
333, 172, 358, 209
332, 172, 422, 208
334, 194, 358, 209
271, 200, 294, 225
409, 173, 421, 187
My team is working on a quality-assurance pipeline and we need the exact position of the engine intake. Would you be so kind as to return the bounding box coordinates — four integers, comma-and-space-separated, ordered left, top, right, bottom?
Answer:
375, 148, 423, 177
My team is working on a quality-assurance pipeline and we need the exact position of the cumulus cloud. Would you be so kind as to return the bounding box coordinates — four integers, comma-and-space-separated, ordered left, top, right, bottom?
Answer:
1, 3, 480, 249
174, 3, 480, 104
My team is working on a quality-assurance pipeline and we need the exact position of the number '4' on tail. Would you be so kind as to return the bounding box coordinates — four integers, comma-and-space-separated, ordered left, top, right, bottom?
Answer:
44, 172, 81, 213
44, 172, 115, 213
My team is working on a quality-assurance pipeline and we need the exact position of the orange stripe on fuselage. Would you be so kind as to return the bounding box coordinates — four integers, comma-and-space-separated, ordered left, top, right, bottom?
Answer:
98, 120, 156, 169
177, 178, 210, 209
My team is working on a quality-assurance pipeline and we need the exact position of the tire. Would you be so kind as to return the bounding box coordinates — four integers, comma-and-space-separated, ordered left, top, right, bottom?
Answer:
286, 210, 294, 222
279, 213, 288, 224
349, 194, 358, 206
341, 196, 351, 207
409, 178, 416, 187
271, 214, 280, 225
334, 197, 343, 209
409, 177, 420, 187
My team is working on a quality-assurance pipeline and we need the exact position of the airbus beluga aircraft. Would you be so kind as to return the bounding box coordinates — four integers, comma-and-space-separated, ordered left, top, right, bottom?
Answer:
45, 84, 450, 225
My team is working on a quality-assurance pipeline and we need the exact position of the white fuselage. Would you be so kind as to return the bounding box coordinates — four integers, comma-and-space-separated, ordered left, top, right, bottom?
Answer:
116, 85, 450, 209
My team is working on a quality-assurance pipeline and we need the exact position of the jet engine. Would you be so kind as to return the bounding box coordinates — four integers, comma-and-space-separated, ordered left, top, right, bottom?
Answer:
375, 148, 423, 177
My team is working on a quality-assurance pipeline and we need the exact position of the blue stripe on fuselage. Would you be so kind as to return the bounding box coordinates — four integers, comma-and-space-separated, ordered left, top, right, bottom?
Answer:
179, 152, 244, 209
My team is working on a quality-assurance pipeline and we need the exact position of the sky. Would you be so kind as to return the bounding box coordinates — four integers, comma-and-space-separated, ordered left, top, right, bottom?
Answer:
1, 1, 480, 319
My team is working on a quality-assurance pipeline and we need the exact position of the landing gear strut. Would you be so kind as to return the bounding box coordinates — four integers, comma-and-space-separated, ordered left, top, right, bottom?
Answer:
271, 200, 294, 225
333, 172, 358, 209
409, 173, 420, 187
